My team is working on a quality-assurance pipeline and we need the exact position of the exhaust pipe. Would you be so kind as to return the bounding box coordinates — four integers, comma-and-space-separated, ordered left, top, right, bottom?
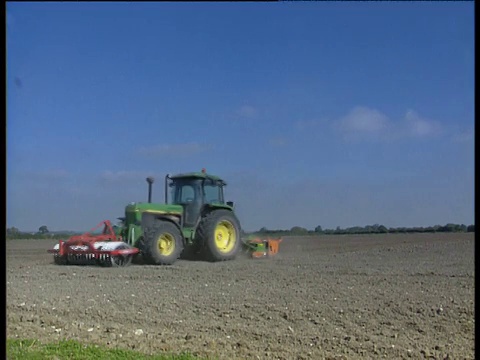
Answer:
146, 177, 155, 203
165, 174, 171, 203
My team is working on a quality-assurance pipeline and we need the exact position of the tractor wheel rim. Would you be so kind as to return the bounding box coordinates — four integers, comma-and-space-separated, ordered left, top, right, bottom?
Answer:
157, 233, 175, 256
214, 220, 236, 253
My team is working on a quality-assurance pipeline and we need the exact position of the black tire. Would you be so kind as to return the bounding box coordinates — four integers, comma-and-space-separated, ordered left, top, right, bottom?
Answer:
132, 237, 146, 264
143, 221, 184, 265
54, 254, 68, 265
196, 210, 241, 262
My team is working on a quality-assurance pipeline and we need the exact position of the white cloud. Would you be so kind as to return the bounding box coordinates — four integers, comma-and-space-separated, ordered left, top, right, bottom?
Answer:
333, 106, 391, 142
332, 106, 445, 142
137, 142, 211, 157
237, 105, 258, 119
405, 110, 443, 137
339, 106, 389, 133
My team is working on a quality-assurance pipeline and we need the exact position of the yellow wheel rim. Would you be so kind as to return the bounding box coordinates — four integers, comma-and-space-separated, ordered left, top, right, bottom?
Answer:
214, 220, 237, 253
157, 233, 175, 256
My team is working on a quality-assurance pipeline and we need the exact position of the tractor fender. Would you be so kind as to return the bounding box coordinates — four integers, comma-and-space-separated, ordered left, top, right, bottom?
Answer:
142, 212, 181, 229
199, 204, 234, 222
141, 212, 156, 228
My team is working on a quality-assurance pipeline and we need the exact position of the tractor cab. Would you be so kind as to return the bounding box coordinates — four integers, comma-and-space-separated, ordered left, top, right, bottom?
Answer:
166, 169, 231, 228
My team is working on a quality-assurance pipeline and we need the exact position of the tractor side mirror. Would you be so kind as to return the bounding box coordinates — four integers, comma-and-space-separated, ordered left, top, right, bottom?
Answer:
226, 201, 234, 207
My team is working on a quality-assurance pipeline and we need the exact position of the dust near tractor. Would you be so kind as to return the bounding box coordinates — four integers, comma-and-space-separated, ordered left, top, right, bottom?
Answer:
48, 169, 282, 266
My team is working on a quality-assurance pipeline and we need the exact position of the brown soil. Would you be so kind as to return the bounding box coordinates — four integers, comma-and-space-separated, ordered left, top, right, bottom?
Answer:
6, 233, 475, 359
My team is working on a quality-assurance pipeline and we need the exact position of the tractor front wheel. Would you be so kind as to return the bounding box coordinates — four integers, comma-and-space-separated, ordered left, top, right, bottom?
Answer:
143, 221, 184, 265
196, 210, 241, 262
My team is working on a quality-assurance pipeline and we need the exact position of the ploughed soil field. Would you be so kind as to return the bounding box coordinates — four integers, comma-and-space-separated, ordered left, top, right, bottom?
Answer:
6, 233, 475, 360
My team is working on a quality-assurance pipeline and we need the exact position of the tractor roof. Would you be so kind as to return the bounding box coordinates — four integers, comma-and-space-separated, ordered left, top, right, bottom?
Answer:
170, 171, 226, 184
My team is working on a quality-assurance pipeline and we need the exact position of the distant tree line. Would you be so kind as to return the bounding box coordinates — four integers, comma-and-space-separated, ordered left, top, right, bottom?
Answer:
6, 225, 80, 240
6, 222, 475, 240
252, 223, 475, 237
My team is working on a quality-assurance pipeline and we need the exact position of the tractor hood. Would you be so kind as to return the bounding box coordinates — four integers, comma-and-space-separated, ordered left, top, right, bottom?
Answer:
125, 202, 183, 216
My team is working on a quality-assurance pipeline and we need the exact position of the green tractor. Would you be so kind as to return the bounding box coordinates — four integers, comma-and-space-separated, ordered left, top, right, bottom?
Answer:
120, 169, 242, 265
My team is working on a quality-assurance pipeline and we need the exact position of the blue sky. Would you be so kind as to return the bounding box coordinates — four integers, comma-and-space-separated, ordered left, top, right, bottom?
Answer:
7, 2, 474, 232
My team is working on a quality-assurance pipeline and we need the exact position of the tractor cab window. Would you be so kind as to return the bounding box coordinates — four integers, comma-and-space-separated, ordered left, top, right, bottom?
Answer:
203, 179, 224, 204
170, 178, 203, 227
178, 185, 195, 203
170, 179, 201, 205
170, 178, 224, 206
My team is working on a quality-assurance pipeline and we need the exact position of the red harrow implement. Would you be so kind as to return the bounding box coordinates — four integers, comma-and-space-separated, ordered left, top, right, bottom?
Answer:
47, 220, 139, 267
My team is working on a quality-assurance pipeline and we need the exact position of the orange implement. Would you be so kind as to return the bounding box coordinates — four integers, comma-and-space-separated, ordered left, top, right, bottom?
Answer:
267, 238, 281, 256
251, 251, 267, 258
247, 237, 282, 258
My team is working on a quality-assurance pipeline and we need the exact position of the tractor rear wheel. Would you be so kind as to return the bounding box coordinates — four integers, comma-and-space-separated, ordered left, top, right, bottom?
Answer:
143, 221, 184, 265
196, 210, 241, 262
